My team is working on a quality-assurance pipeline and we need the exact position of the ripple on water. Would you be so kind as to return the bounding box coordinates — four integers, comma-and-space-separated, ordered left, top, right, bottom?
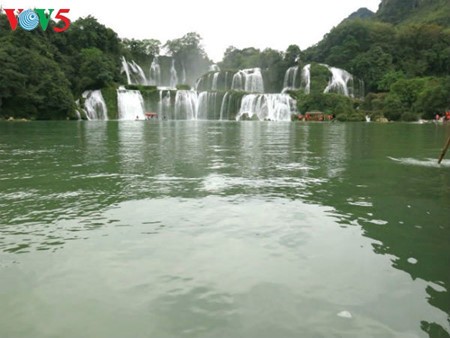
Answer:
388, 157, 450, 168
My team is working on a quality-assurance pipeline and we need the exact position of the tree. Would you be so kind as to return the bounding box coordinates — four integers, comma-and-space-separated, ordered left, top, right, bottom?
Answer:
164, 32, 211, 85
77, 48, 116, 92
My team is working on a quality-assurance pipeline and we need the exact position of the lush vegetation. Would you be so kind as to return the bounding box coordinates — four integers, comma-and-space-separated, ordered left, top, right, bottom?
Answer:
301, 0, 450, 120
0, 15, 210, 120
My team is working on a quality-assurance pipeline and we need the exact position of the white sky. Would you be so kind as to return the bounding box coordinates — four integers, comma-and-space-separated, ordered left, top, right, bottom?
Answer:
2, 0, 382, 62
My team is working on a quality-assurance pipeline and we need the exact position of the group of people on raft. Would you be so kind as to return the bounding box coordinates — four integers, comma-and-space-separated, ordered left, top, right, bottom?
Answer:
296, 112, 335, 121
436, 111, 450, 122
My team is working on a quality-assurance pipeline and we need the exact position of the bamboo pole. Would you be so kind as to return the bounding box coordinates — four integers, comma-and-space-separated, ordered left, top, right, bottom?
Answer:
438, 136, 450, 164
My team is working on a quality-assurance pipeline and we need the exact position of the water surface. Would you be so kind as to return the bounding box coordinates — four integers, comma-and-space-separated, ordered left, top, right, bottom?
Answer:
0, 121, 449, 337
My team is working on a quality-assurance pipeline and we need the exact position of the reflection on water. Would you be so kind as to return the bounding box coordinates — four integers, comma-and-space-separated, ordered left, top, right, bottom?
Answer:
0, 121, 449, 337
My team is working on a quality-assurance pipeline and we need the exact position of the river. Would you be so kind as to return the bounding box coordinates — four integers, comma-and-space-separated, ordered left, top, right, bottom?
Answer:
0, 121, 449, 337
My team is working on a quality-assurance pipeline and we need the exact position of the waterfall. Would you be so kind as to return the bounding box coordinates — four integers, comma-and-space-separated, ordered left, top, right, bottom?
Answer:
231, 68, 264, 93
131, 61, 148, 85
158, 90, 172, 119
289, 63, 359, 97
231, 72, 244, 91
209, 64, 220, 72
83, 90, 108, 120
149, 57, 161, 86
211, 72, 220, 91
181, 62, 186, 84
117, 88, 146, 120
301, 64, 311, 95
170, 59, 178, 88
196, 71, 231, 92
197, 92, 209, 120
283, 66, 299, 90
175, 90, 197, 120
236, 94, 296, 121
219, 92, 235, 121
121, 57, 148, 85
121, 57, 132, 85
197, 92, 221, 120
323, 65, 354, 97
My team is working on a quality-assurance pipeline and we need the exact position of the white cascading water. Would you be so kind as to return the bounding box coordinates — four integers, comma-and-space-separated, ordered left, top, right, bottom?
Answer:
197, 92, 208, 120
211, 72, 220, 91
149, 57, 161, 86
170, 59, 178, 88
209, 64, 220, 72
181, 62, 186, 84
323, 65, 353, 97
231, 72, 244, 91
283, 66, 299, 90
158, 90, 172, 119
131, 61, 148, 85
231, 68, 264, 93
219, 92, 230, 121
121, 57, 132, 85
175, 90, 198, 120
121, 57, 148, 85
117, 88, 146, 120
301, 64, 311, 94
288, 63, 358, 97
82, 90, 108, 120
197, 92, 219, 120
236, 94, 296, 121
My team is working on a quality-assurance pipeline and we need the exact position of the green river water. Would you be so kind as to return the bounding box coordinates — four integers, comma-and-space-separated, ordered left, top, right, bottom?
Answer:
0, 121, 449, 337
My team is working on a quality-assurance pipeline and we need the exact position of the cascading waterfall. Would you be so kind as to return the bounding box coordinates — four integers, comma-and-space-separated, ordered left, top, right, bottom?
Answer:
181, 62, 186, 84
211, 73, 220, 91
236, 94, 296, 121
197, 92, 222, 120
170, 59, 178, 88
117, 59, 363, 122
283, 66, 299, 90
117, 88, 146, 120
291, 63, 361, 97
83, 90, 108, 120
209, 64, 220, 72
158, 90, 172, 119
301, 64, 311, 94
121, 57, 148, 85
323, 65, 353, 97
121, 57, 132, 85
196, 71, 232, 92
149, 57, 161, 86
231, 72, 244, 91
131, 61, 148, 85
175, 90, 198, 120
219, 91, 243, 121
231, 68, 264, 93
219, 92, 230, 121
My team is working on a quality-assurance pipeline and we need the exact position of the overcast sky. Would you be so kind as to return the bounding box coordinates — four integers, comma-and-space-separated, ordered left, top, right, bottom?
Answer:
2, 0, 382, 61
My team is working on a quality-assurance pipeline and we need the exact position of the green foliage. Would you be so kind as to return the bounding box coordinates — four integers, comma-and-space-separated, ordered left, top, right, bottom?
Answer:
164, 32, 211, 85
376, 0, 450, 25
295, 92, 357, 118
309, 63, 330, 94
176, 84, 191, 90
122, 38, 161, 62
78, 48, 116, 92
101, 86, 119, 120
0, 21, 75, 119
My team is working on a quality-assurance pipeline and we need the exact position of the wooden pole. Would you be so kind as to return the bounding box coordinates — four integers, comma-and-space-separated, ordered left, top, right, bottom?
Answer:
438, 136, 450, 164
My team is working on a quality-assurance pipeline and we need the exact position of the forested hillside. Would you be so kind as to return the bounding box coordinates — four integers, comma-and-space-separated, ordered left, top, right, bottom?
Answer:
300, 0, 450, 120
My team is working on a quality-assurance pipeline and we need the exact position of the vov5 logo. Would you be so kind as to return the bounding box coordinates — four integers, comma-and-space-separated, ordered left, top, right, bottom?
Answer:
1, 8, 70, 32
